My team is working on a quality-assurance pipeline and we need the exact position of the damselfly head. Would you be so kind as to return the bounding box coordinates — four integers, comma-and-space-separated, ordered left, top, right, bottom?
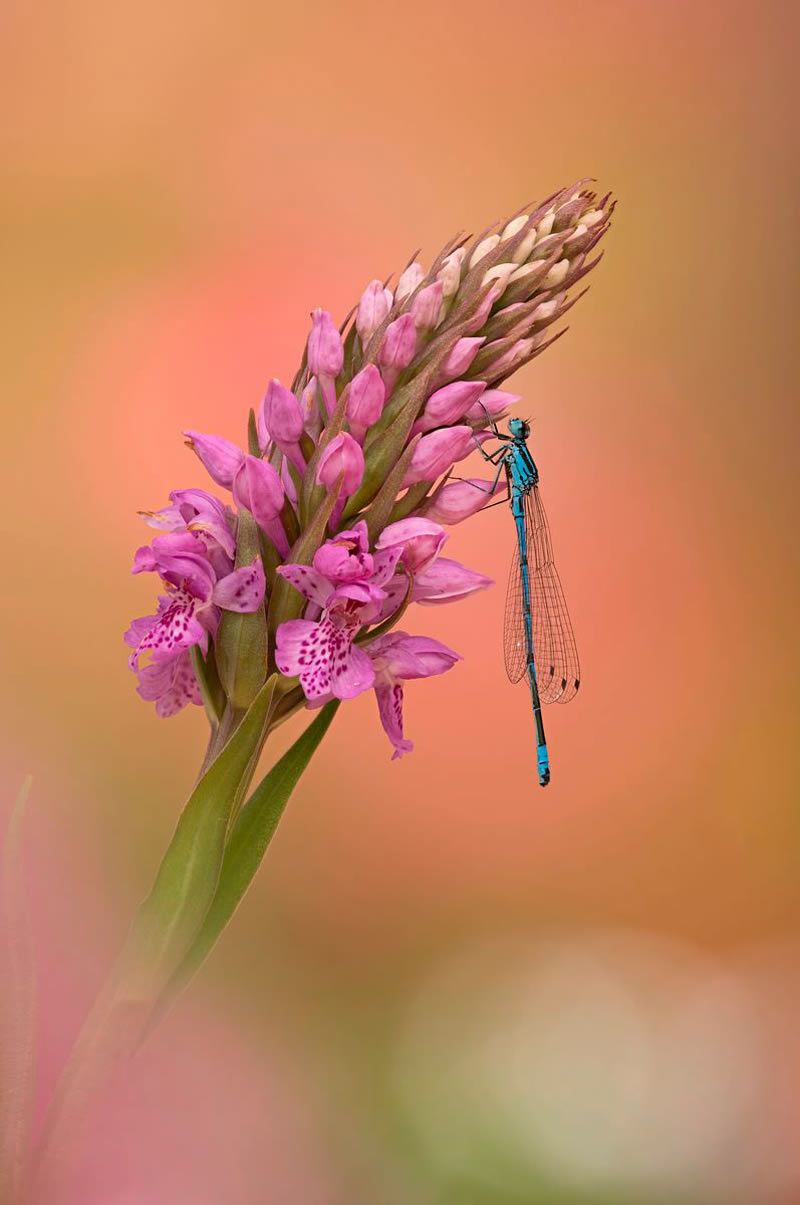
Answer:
508, 417, 530, 440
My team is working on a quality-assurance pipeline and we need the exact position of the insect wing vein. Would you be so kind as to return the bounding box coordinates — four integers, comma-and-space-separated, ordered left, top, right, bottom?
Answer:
526, 487, 580, 704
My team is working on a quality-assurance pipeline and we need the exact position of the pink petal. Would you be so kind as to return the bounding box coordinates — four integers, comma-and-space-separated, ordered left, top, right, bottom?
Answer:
275, 618, 320, 678
368, 631, 462, 680
277, 563, 333, 607
212, 559, 266, 613
413, 557, 493, 603
376, 517, 448, 573
330, 642, 375, 700
375, 683, 413, 759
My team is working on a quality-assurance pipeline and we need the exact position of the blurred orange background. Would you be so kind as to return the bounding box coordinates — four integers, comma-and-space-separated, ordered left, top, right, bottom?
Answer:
1, 1, 798, 1201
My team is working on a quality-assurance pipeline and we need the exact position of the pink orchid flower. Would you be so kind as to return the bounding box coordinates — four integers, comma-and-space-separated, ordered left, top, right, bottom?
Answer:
367, 631, 461, 758
275, 532, 402, 701
126, 530, 265, 715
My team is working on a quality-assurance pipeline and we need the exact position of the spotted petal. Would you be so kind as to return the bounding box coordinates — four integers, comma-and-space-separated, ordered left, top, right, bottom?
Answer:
212, 559, 265, 613
276, 563, 333, 607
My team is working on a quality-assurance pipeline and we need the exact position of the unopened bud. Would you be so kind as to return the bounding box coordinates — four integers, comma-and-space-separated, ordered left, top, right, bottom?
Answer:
317, 431, 365, 498
346, 363, 386, 443
379, 313, 417, 391
232, 455, 288, 555
414, 380, 487, 434
537, 210, 555, 239
308, 309, 344, 379
423, 477, 504, 524
395, 262, 424, 303
434, 336, 485, 385
301, 376, 322, 440
482, 262, 516, 291
469, 234, 500, 268
356, 280, 393, 346
486, 337, 535, 378
260, 379, 304, 445
501, 215, 529, 240
410, 280, 444, 332
511, 226, 539, 265
183, 431, 244, 490
543, 259, 569, 289
402, 424, 477, 487
437, 247, 466, 298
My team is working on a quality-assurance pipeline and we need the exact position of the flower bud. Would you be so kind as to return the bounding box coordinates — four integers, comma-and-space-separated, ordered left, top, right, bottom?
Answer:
543, 259, 569, 289
233, 455, 288, 556
423, 477, 505, 524
401, 425, 476, 487
410, 280, 444, 332
466, 387, 521, 422
414, 380, 487, 434
346, 363, 386, 442
510, 226, 540, 265
308, 309, 344, 379
464, 284, 502, 334
379, 313, 417, 391
437, 247, 466, 298
232, 455, 284, 524
501, 215, 528, 240
356, 280, 393, 346
483, 337, 535, 378
301, 375, 322, 440
531, 296, 562, 323
376, 517, 448, 573
469, 234, 500, 268
433, 336, 485, 386
259, 379, 304, 446
317, 431, 365, 498
395, 262, 424, 303
482, 262, 516, 291
537, 210, 555, 239
509, 260, 548, 285
183, 431, 245, 489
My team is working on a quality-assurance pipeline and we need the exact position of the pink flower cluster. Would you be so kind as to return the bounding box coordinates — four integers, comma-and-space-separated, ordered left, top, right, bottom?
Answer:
275, 519, 487, 756
126, 184, 612, 753
126, 491, 265, 716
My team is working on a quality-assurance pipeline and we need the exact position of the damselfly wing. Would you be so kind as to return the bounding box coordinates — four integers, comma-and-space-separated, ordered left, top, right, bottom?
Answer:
503, 484, 580, 704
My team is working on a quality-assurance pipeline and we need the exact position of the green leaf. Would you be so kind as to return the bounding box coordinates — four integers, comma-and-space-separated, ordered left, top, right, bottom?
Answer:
0, 777, 36, 1205
123, 675, 283, 996
158, 701, 339, 1006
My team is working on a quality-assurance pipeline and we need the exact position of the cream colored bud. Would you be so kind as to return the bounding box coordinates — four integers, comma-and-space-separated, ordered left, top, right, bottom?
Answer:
396, 262, 424, 303
565, 223, 587, 244
437, 247, 466, 298
531, 297, 560, 322
509, 261, 540, 283
582, 208, 605, 228
510, 228, 539, 265
482, 261, 517, 290
501, 215, 529, 240
537, 211, 555, 239
543, 259, 569, 288
469, 234, 500, 268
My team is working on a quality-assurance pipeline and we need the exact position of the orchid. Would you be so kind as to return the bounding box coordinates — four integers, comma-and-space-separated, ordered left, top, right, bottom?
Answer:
127, 180, 613, 752
367, 631, 461, 758
18, 184, 612, 1182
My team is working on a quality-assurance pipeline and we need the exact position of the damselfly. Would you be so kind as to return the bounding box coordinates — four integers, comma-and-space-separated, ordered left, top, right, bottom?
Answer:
474, 414, 580, 786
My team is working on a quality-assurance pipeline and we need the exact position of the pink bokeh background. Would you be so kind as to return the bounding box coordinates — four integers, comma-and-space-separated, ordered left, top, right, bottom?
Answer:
1, 1, 798, 1201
